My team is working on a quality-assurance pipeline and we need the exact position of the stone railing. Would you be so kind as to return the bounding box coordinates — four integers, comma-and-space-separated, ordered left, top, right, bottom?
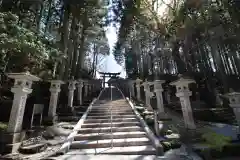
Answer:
0, 71, 100, 155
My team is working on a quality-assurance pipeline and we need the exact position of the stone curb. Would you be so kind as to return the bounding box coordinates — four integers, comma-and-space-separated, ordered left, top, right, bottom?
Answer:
41, 89, 106, 159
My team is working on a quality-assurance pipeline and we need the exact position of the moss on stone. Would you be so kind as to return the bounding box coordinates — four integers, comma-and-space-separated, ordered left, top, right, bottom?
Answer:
201, 130, 232, 151
0, 122, 7, 131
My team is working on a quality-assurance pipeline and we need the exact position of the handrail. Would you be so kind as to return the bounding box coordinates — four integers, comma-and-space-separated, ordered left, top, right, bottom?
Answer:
116, 86, 163, 156
126, 98, 164, 156
110, 85, 113, 148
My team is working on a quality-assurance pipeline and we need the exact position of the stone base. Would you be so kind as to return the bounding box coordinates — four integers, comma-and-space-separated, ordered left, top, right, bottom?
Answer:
158, 113, 172, 121
58, 106, 75, 116
0, 131, 26, 154
43, 116, 58, 126
19, 142, 47, 154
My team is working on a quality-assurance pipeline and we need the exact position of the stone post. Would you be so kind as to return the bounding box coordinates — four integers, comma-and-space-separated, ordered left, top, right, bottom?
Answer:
135, 78, 142, 101
142, 81, 151, 107
77, 80, 83, 105
3, 72, 40, 153
129, 80, 135, 98
226, 92, 240, 134
165, 86, 171, 104
84, 82, 88, 98
154, 80, 166, 116
170, 77, 196, 129
48, 80, 64, 123
88, 83, 92, 97
68, 80, 77, 108
148, 82, 155, 107
128, 81, 132, 98
154, 111, 160, 136
7, 72, 40, 133
131, 81, 135, 98
215, 88, 223, 106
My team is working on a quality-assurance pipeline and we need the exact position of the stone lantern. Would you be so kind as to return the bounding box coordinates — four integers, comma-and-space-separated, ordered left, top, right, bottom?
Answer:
226, 91, 240, 134
4, 72, 40, 153
154, 80, 166, 116
84, 81, 88, 98
142, 81, 150, 107
170, 76, 196, 129
129, 80, 135, 98
68, 80, 77, 108
135, 78, 142, 101
47, 80, 64, 124
77, 80, 84, 106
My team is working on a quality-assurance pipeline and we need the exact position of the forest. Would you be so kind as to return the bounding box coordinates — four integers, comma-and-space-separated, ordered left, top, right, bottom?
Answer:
1, 0, 240, 102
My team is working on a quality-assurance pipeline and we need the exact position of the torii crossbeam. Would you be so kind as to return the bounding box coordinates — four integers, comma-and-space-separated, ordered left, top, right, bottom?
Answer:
99, 72, 120, 88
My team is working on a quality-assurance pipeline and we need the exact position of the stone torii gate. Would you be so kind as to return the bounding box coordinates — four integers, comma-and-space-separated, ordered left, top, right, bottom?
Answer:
99, 72, 120, 88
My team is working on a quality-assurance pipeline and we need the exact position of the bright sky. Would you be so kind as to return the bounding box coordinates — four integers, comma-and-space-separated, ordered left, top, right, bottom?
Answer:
96, 24, 126, 79
96, 0, 170, 80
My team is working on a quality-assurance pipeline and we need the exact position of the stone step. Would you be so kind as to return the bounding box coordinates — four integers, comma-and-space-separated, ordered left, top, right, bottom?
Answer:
89, 110, 133, 114
70, 137, 151, 149
91, 105, 129, 108
89, 111, 133, 114
91, 106, 130, 109
74, 131, 146, 141
91, 105, 130, 108
84, 118, 138, 123
87, 115, 136, 119
87, 112, 135, 116
75, 112, 85, 115
81, 122, 141, 128
93, 103, 131, 108
90, 108, 132, 111
57, 112, 75, 116
57, 116, 79, 122
78, 126, 143, 134
65, 145, 156, 155
74, 106, 88, 111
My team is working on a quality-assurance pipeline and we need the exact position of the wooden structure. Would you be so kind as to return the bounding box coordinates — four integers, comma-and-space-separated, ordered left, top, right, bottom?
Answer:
99, 72, 120, 88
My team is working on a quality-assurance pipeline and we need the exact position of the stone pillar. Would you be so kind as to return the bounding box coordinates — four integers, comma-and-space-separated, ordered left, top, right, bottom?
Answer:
77, 80, 83, 105
215, 88, 223, 106
2, 72, 40, 153
7, 72, 40, 133
170, 77, 196, 129
165, 86, 171, 104
142, 81, 151, 107
129, 80, 135, 98
154, 112, 160, 136
68, 80, 77, 108
154, 80, 166, 115
48, 80, 64, 122
135, 78, 142, 101
128, 81, 132, 98
88, 84, 92, 97
131, 81, 135, 98
226, 92, 240, 134
84, 82, 88, 98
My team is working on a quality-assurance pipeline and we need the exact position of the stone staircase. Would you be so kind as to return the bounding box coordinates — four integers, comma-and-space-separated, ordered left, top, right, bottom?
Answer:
68, 98, 156, 155
48, 88, 157, 158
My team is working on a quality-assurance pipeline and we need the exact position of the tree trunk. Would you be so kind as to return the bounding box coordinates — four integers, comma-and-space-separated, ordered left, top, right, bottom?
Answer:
76, 13, 88, 78
58, 4, 70, 79
71, 9, 83, 78
172, 41, 186, 74
64, 15, 77, 80
44, 0, 53, 34
92, 44, 97, 77
210, 42, 229, 93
